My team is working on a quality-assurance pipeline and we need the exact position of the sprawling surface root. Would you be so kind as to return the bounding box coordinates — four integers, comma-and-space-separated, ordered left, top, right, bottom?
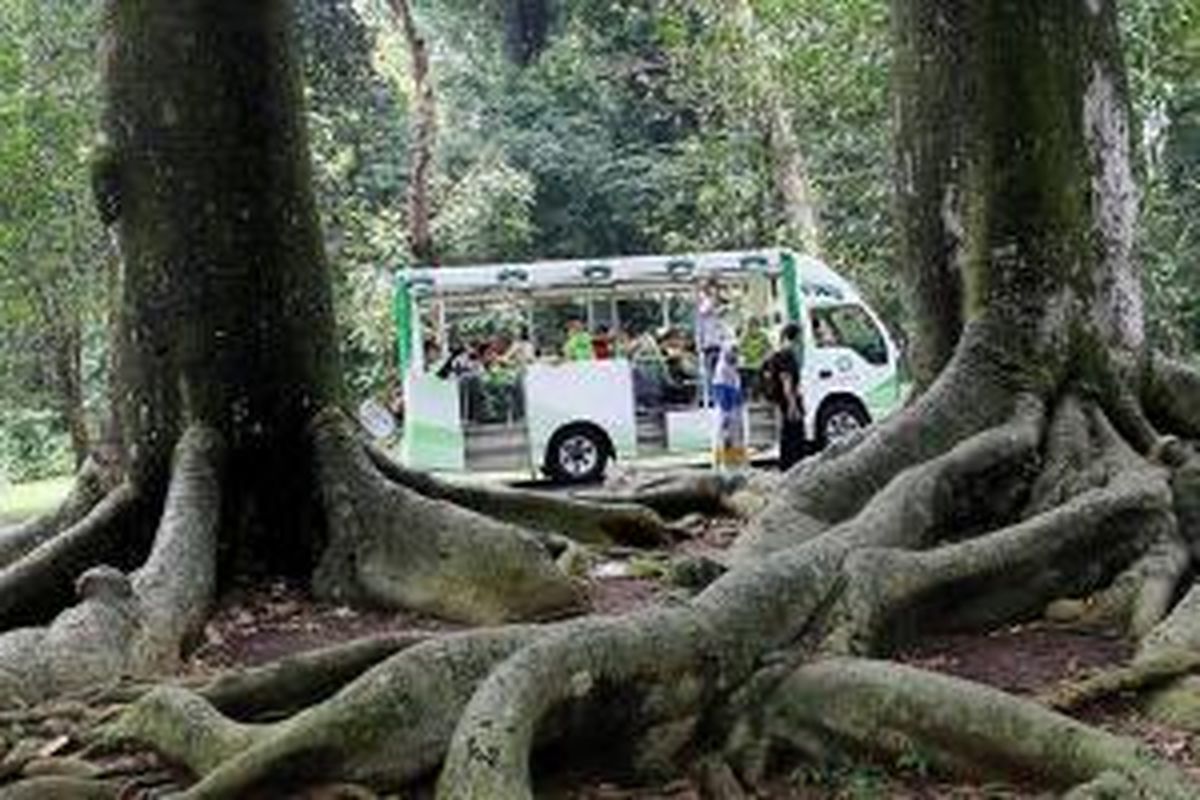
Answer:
106, 627, 549, 797
828, 394, 1045, 553
577, 470, 746, 520
365, 442, 670, 546
70, 354, 1200, 797
197, 631, 429, 719
0, 426, 222, 708
736, 322, 1028, 559
828, 463, 1173, 654
437, 538, 850, 799
757, 658, 1196, 798
0, 482, 141, 628
311, 412, 584, 624
1144, 354, 1200, 439
0, 456, 120, 569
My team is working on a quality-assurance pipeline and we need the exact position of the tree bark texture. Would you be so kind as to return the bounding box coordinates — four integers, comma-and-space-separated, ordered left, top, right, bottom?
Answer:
892, 0, 966, 387
388, 0, 437, 265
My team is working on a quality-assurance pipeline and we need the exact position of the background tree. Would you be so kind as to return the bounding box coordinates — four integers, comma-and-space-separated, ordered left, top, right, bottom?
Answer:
0, 0, 109, 476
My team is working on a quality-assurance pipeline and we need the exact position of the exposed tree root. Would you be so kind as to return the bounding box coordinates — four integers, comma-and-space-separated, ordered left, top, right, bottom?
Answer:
91, 378, 1200, 799
1044, 578, 1200, 719
0, 426, 222, 708
0, 483, 142, 628
24, 361, 1197, 797
757, 658, 1196, 798
827, 464, 1173, 654
365, 442, 670, 546
1043, 647, 1200, 711
197, 631, 430, 720
311, 412, 585, 624
1074, 530, 1192, 637
826, 394, 1044, 553
735, 322, 1029, 559
576, 471, 744, 520
1144, 354, 1200, 439
437, 537, 850, 799
105, 626, 549, 797
0, 456, 121, 570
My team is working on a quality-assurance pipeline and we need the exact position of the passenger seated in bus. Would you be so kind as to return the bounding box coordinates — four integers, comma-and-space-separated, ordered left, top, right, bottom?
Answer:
649, 328, 693, 406
501, 327, 535, 367
592, 324, 614, 359
562, 318, 595, 361
436, 342, 479, 379
814, 316, 839, 347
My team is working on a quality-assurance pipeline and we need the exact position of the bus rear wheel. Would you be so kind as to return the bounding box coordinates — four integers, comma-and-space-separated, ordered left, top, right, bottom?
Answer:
545, 425, 610, 484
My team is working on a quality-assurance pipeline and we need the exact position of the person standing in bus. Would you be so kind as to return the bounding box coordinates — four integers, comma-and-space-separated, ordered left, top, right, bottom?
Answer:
738, 317, 771, 399
765, 323, 805, 470
696, 278, 724, 405
711, 340, 748, 473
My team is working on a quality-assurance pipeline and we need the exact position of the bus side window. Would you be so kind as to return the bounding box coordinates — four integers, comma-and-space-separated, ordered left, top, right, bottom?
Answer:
811, 305, 888, 366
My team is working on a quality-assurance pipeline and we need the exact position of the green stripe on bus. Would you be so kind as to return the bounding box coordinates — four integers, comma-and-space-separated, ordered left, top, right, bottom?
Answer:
780, 251, 802, 324
394, 272, 412, 374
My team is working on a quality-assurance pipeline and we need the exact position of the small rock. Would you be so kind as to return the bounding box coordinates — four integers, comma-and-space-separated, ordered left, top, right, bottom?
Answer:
667, 556, 727, 590
1045, 599, 1087, 623
592, 561, 630, 579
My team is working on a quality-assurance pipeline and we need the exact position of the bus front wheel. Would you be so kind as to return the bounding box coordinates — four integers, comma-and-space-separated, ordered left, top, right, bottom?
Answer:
816, 397, 870, 450
545, 425, 610, 484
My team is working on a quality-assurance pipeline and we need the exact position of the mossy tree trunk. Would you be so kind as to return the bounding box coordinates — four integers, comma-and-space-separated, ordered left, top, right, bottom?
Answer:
0, 0, 658, 710
102, 0, 341, 571
892, 0, 966, 387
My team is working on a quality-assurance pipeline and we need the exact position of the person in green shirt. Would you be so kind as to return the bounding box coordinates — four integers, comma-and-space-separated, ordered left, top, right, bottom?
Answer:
739, 317, 771, 399
562, 319, 594, 361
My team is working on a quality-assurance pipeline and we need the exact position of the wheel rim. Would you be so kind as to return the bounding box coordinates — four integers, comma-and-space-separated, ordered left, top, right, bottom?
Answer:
558, 434, 599, 478
824, 410, 863, 443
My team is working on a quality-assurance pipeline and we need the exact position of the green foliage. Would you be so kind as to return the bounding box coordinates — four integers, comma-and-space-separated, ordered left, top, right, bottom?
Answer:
1123, 0, 1200, 355
0, 409, 73, 484
0, 0, 107, 477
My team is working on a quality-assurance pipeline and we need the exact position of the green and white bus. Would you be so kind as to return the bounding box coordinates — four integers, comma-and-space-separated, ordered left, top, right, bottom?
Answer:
391, 249, 904, 482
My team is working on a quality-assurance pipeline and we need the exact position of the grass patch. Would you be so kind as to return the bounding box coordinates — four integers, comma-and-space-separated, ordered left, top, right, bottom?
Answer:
0, 475, 72, 524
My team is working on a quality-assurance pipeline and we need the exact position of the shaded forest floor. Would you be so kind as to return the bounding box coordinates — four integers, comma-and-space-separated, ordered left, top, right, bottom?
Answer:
2, 508, 1199, 797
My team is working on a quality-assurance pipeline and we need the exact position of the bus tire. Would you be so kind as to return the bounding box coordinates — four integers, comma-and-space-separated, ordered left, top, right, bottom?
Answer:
816, 396, 870, 450
545, 424, 610, 484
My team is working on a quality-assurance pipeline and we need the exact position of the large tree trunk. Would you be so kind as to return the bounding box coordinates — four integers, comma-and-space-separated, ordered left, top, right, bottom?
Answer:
892, 0, 966, 387
0, 0, 598, 712
102, 0, 340, 482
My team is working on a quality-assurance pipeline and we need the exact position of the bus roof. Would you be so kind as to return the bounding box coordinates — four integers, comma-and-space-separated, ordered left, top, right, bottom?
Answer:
397, 248, 864, 305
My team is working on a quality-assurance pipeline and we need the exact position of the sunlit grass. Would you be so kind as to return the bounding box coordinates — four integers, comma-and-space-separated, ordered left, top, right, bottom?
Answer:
0, 475, 72, 524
